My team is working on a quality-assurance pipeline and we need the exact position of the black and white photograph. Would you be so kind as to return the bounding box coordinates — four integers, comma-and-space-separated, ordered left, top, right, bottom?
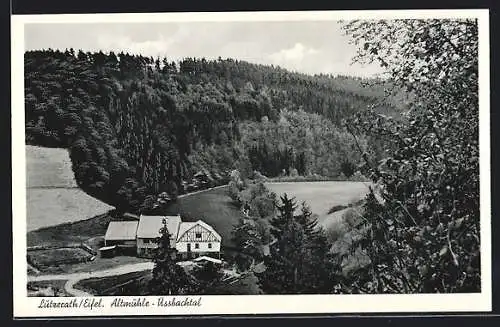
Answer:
11, 9, 491, 317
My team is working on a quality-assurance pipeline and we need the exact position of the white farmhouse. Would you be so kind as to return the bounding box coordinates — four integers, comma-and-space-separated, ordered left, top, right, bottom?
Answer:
134, 214, 222, 259
175, 220, 222, 259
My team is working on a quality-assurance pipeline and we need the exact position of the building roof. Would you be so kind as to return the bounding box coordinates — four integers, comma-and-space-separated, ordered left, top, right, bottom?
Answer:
123, 212, 139, 220
104, 221, 138, 241
176, 222, 196, 240
136, 215, 181, 239
192, 256, 222, 264
176, 220, 222, 242
99, 245, 117, 251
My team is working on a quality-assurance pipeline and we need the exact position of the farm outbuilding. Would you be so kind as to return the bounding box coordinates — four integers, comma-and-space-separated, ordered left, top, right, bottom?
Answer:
136, 215, 181, 258
104, 221, 139, 248
99, 245, 117, 258
192, 256, 223, 265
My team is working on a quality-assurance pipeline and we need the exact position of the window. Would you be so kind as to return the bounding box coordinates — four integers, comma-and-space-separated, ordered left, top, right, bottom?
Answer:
195, 232, 202, 239
195, 243, 199, 249
208, 243, 212, 249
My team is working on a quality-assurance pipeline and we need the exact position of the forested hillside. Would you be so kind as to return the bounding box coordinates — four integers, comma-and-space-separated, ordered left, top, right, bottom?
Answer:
25, 49, 399, 213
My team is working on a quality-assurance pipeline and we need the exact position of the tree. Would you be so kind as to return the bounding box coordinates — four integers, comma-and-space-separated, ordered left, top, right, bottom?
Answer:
190, 262, 225, 294
25, 48, 392, 214
339, 19, 480, 293
149, 219, 196, 295
340, 160, 356, 178
228, 169, 244, 202
257, 194, 336, 294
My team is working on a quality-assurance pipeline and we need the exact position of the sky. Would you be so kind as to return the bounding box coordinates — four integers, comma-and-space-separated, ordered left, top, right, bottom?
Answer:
24, 21, 385, 78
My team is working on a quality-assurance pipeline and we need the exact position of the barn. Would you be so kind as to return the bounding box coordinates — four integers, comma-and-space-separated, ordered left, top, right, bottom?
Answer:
104, 221, 139, 250
136, 215, 181, 258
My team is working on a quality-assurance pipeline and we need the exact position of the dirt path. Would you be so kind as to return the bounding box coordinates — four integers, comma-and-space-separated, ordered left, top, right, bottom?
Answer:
64, 278, 94, 297
177, 184, 227, 199
28, 262, 155, 297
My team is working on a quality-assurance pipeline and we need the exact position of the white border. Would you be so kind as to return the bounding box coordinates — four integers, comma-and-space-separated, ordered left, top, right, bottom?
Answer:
12, 9, 491, 318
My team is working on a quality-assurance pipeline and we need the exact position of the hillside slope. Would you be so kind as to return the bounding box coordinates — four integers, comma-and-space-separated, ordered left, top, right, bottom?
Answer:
26, 145, 77, 188
26, 145, 114, 232
25, 49, 398, 213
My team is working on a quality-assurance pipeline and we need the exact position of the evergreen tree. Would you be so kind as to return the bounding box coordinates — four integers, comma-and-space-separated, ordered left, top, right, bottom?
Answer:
232, 218, 264, 271
24, 49, 392, 213
190, 262, 225, 294
148, 219, 196, 295
269, 194, 296, 239
257, 194, 336, 294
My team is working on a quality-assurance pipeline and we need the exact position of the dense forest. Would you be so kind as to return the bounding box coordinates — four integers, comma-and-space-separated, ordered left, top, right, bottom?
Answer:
25, 50, 398, 212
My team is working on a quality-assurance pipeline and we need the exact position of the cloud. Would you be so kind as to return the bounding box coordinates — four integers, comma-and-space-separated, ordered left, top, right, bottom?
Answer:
95, 33, 171, 58
268, 43, 320, 71
24, 22, 384, 78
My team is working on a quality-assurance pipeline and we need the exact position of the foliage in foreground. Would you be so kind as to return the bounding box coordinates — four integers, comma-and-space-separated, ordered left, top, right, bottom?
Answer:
149, 222, 197, 295
337, 18, 480, 293
230, 175, 276, 271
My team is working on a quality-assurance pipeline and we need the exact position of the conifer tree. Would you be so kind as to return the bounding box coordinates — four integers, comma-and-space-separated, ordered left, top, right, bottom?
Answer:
149, 219, 196, 295
257, 194, 337, 294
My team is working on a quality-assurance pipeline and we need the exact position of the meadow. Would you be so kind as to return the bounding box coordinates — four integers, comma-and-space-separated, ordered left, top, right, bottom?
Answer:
26, 145, 77, 188
26, 145, 114, 232
265, 181, 370, 228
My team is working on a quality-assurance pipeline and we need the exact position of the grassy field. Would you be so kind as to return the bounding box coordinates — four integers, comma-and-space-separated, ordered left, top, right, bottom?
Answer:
27, 212, 113, 247
167, 186, 244, 250
26, 145, 114, 232
26, 145, 76, 188
74, 271, 152, 296
48, 256, 149, 275
265, 181, 370, 229
27, 189, 115, 232
28, 247, 93, 267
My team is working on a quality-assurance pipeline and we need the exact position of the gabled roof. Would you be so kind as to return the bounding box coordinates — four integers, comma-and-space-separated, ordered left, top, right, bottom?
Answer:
176, 222, 196, 241
176, 220, 222, 242
99, 245, 117, 251
136, 215, 181, 239
104, 221, 139, 241
192, 256, 222, 264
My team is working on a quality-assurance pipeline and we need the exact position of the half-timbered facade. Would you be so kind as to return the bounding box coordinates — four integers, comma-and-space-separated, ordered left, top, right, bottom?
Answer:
175, 220, 222, 260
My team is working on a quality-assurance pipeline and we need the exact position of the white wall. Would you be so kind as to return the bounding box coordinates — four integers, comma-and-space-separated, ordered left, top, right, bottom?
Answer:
176, 241, 221, 253
137, 238, 177, 249
137, 237, 220, 253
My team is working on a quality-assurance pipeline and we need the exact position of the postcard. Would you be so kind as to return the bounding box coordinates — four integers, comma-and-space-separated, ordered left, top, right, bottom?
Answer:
11, 9, 491, 318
